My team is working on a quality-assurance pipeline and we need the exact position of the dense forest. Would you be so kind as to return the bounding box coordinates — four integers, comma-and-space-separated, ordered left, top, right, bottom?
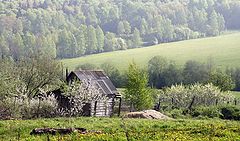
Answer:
0, 0, 239, 60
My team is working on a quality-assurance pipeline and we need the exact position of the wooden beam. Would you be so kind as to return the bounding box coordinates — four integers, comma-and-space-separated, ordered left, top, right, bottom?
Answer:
118, 97, 122, 117
94, 101, 97, 116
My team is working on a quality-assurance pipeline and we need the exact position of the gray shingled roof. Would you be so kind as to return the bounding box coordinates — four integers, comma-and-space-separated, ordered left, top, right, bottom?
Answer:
67, 70, 117, 95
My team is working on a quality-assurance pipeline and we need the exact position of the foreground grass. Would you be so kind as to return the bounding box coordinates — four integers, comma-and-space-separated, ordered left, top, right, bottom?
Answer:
1, 117, 240, 141
62, 32, 240, 71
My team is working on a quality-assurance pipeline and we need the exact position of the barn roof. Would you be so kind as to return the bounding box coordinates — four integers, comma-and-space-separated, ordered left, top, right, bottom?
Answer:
67, 70, 118, 95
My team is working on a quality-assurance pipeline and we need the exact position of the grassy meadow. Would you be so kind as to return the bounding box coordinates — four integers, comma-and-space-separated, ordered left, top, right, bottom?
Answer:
231, 91, 240, 98
1, 117, 240, 141
62, 32, 240, 71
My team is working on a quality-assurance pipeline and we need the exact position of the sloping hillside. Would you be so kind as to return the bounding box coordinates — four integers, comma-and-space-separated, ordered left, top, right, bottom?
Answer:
62, 33, 240, 71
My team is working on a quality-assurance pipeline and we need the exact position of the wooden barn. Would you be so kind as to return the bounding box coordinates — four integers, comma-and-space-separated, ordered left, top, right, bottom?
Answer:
64, 70, 121, 117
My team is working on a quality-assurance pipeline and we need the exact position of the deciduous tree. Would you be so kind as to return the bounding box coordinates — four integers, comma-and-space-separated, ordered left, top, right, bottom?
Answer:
124, 61, 153, 111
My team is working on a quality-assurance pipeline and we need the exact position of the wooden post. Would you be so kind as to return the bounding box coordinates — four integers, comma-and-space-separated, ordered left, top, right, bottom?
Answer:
157, 98, 161, 111
66, 68, 69, 82
104, 100, 107, 116
234, 98, 237, 105
118, 97, 122, 117
37, 97, 41, 118
94, 101, 97, 116
110, 97, 115, 117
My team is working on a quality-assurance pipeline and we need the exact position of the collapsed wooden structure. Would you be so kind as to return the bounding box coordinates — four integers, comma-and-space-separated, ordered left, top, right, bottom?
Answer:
54, 70, 121, 117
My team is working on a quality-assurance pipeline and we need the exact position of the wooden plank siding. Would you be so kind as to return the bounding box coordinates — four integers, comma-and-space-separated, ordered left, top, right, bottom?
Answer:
91, 98, 114, 117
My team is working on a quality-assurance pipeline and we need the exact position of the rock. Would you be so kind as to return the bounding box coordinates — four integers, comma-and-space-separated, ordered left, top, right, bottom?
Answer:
124, 110, 172, 120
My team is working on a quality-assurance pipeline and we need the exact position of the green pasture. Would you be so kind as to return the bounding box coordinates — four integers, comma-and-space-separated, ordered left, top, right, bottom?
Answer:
62, 33, 240, 71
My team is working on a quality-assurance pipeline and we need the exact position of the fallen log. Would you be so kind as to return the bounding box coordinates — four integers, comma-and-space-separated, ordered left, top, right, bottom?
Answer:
30, 128, 88, 135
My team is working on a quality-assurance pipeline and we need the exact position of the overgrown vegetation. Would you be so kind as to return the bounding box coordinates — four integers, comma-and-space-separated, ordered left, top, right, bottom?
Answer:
0, 56, 61, 119
0, 57, 108, 119
156, 83, 240, 119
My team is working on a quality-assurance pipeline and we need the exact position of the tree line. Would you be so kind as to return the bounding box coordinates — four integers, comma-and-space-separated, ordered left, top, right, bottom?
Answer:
148, 57, 240, 91
79, 56, 240, 91
0, 0, 240, 60
147, 56, 237, 91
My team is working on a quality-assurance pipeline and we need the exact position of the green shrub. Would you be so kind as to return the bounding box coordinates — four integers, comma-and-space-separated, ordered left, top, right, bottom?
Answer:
169, 109, 185, 119
191, 106, 221, 118
189, 105, 240, 120
220, 105, 240, 120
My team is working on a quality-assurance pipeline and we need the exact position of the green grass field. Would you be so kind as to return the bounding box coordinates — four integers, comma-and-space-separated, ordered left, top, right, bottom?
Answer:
1, 118, 240, 141
62, 33, 240, 71
231, 91, 240, 98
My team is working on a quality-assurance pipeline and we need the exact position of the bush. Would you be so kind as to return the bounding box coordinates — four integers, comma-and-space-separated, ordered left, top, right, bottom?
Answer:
191, 106, 221, 118
208, 71, 235, 91
21, 95, 58, 119
169, 109, 185, 119
189, 105, 240, 120
0, 95, 58, 119
0, 97, 22, 119
220, 105, 240, 120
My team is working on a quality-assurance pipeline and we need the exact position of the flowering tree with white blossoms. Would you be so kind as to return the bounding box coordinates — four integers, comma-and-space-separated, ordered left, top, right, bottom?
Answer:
0, 83, 58, 119
159, 83, 235, 110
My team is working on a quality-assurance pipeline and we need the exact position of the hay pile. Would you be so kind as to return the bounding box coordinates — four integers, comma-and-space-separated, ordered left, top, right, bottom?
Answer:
124, 110, 172, 120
